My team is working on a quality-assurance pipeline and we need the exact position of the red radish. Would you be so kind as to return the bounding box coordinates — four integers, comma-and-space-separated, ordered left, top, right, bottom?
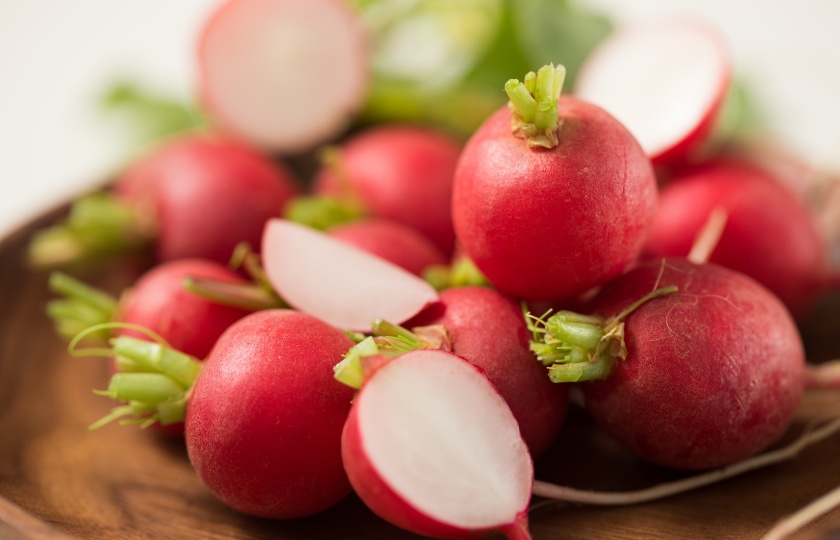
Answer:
328, 217, 447, 277
407, 286, 568, 457
530, 258, 804, 470
574, 18, 730, 166
184, 309, 356, 518
643, 158, 829, 317
47, 259, 252, 360
85, 310, 354, 517
197, 0, 368, 152
313, 125, 462, 254
117, 134, 299, 264
452, 64, 657, 301
29, 134, 299, 269
261, 219, 439, 331
341, 349, 533, 539
114, 259, 253, 359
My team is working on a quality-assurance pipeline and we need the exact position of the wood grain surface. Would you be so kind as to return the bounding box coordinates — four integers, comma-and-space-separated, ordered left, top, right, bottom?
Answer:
2, 207, 840, 540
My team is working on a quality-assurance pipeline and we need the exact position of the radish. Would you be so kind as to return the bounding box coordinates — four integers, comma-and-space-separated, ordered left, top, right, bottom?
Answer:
406, 286, 568, 458
341, 349, 533, 539
529, 258, 804, 470
113, 259, 255, 359
186, 310, 355, 518
86, 310, 356, 517
452, 64, 657, 301
643, 157, 830, 317
197, 0, 369, 152
48, 259, 253, 360
29, 134, 299, 268
574, 18, 730, 166
261, 218, 439, 331
311, 125, 462, 254
328, 217, 447, 277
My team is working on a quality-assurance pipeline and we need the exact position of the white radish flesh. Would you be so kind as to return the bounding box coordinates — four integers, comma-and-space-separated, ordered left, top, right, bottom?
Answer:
575, 18, 729, 164
261, 219, 439, 331
198, 0, 369, 152
343, 350, 533, 538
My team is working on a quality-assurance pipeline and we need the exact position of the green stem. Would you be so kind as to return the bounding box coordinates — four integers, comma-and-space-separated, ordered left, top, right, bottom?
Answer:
528, 286, 678, 383
110, 336, 202, 387
422, 254, 490, 291
334, 336, 379, 389
83, 335, 202, 429
183, 276, 284, 311
504, 64, 566, 149
334, 319, 452, 389
95, 373, 184, 403
46, 272, 119, 340
28, 192, 154, 269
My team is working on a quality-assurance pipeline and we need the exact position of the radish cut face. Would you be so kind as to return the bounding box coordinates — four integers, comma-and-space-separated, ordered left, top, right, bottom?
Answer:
261, 219, 439, 331
575, 19, 729, 163
344, 350, 533, 536
199, 0, 368, 152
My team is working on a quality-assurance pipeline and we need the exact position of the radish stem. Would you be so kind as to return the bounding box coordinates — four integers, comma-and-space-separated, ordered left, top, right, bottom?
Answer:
505, 64, 566, 148
805, 360, 840, 389
183, 275, 283, 311
527, 286, 677, 382
761, 483, 840, 540
532, 415, 840, 504
687, 206, 729, 264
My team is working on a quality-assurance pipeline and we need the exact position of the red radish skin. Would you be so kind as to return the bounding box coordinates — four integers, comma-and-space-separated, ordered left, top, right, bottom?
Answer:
409, 286, 568, 457
341, 350, 533, 539
644, 158, 828, 317
582, 258, 805, 470
261, 219, 439, 331
315, 125, 462, 254
115, 259, 252, 359
198, 0, 368, 152
116, 135, 299, 264
453, 92, 657, 301
328, 217, 447, 277
185, 310, 355, 518
575, 18, 730, 166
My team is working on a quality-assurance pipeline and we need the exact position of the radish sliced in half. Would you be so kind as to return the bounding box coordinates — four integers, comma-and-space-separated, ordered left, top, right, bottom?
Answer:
575, 18, 730, 165
198, 0, 369, 152
261, 219, 439, 331
342, 350, 533, 539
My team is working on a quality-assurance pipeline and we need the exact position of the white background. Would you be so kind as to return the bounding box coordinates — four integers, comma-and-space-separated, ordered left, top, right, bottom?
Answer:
1, 0, 839, 238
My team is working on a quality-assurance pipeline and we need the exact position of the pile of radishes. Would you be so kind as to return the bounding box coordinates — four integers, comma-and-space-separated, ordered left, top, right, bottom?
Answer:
35, 0, 840, 538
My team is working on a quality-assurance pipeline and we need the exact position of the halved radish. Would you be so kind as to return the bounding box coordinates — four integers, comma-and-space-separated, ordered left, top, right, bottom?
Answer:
261, 219, 439, 331
575, 18, 730, 166
342, 349, 533, 539
197, 0, 369, 153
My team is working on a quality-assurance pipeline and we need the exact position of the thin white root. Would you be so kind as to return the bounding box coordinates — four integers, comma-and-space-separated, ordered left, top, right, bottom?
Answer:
532, 415, 840, 505
805, 360, 840, 389
687, 206, 729, 264
761, 484, 840, 540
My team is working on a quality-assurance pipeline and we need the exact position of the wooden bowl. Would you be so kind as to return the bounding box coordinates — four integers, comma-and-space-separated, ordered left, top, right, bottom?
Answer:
1, 206, 840, 539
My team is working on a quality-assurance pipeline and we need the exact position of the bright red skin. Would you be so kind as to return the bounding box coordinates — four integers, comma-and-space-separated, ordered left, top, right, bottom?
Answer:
328, 218, 447, 276
185, 310, 355, 518
314, 125, 462, 255
644, 158, 827, 317
452, 97, 657, 302
410, 287, 567, 458
116, 134, 298, 264
341, 352, 531, 540
115, 259, 251, 360
583, 258, 805, 470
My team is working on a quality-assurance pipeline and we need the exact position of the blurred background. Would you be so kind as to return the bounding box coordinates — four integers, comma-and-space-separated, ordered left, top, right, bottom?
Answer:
1, 0, 839, 239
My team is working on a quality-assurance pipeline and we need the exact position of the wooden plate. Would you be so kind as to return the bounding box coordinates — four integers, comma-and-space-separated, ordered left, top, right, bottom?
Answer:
2, 206, 840, 540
